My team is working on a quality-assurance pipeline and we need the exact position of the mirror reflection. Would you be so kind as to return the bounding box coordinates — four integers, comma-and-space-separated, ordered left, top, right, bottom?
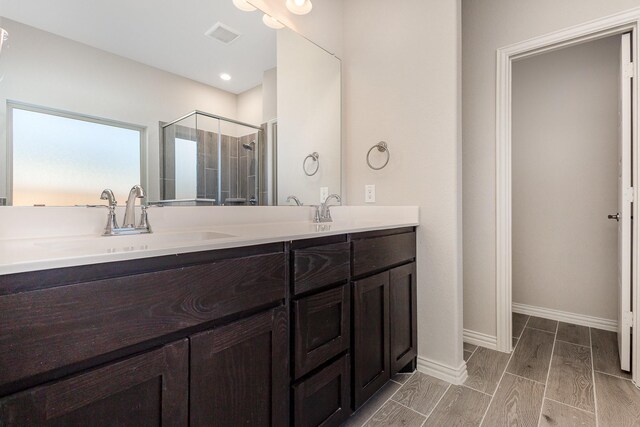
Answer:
0, 0, 340, 206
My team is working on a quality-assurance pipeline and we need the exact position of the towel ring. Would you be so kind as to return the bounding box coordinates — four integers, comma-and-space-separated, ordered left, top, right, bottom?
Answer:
303, 152, 320, 176
367, 141, 390, 170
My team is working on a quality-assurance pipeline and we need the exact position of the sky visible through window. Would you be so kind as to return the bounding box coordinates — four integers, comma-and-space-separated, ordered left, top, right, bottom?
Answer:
12, 108, 141, 206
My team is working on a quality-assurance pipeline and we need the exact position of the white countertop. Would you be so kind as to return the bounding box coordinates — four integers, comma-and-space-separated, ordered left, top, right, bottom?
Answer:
0, 206, 419, 275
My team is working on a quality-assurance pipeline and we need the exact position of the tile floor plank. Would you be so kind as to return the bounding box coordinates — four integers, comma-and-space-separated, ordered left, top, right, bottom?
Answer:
546, 341, 594, 412
391, 372, 449, 415
343, 380, 402, 427
464, 350, 473, 361
464, 342, 478, 352
556, 322, 590, 347
539, 399, 595, 426
591, 328, 632, 379
506, 327, 555, 383
594, 372, 640, 426
526, 316, 558, 333
363, 400, 425, 427
513, 337, 518, 348
481, 373, 545, 427
464, 347, 511, 395
391, 373, 413, 385
513, 312, 529, 337
423, 385, 490, 427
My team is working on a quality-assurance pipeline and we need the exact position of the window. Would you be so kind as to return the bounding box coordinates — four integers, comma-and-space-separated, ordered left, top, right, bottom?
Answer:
9, 103, 144, 206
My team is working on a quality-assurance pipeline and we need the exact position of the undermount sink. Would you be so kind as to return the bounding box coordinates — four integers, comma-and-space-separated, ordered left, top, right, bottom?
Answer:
35, 231, 236, 254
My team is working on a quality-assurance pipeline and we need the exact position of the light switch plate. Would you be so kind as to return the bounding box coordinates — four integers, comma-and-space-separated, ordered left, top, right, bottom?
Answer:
365, 185, 375, 203
320, 187, 329, 203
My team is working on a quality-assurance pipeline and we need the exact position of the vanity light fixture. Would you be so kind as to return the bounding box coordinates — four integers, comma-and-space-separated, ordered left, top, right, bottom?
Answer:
220, 73, 232, 81
262, 14, 285, 29
285, 0, 312, 15
232, 0, 257, 12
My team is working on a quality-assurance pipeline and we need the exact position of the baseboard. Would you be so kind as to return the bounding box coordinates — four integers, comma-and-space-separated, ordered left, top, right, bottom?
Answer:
512, 302, 617, 332
417, 356, 468, 385
463, 329, 498, 350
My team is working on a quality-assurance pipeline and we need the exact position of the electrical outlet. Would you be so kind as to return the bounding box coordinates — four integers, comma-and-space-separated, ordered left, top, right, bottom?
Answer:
320, 187, 329, 203
365, 185, 376, 203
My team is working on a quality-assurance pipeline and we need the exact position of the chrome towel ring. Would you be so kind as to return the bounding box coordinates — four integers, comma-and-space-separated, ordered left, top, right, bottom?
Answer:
367, 141, 390, 170
303, 152, 320, 176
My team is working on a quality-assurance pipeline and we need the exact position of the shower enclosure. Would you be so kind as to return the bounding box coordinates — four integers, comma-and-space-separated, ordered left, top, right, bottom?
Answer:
160, 111, 269, 206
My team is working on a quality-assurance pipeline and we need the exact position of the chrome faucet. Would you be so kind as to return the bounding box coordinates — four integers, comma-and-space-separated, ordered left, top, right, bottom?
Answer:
123, 185, 145, 228
286, 195, 303, 206
313, 193, 341, 223
99, 185, 152, 236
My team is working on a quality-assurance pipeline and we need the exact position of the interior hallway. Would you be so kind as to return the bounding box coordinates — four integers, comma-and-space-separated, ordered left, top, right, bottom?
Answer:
344, 314, 640, 426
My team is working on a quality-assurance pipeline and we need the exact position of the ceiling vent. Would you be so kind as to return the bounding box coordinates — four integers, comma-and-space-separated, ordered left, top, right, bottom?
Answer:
205, 22, 241, 45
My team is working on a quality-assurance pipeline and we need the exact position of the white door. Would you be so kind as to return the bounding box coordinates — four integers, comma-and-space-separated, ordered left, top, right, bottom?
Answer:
617, 32, 633, 372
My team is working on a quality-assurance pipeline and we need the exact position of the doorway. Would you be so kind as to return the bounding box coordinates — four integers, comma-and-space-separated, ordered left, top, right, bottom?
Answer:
495, 10, 640, 385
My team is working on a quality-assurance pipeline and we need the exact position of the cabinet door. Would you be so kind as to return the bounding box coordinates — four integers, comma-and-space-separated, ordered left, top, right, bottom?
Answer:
389, 262, 418, 375
190, 306, 288, 427
352, 271, 390, 409
293, 354, 351, 427
293, 284, 350, 378
0, 339, 188, 426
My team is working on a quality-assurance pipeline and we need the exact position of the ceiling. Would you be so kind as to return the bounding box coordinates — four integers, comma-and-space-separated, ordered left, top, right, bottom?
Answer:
0, 0, 277, 94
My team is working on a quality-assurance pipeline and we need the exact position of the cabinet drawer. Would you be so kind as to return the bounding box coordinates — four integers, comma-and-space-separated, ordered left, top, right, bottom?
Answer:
352, 232, 416, 277
293, 284, 350, 378
0, 339, 188, 426
0, 252, 286, 392
293, 354, 351, 427
293, 242, 350, 295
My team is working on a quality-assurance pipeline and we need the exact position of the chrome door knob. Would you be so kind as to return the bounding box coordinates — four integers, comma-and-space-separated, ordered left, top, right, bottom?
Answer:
608, 213, 620, 221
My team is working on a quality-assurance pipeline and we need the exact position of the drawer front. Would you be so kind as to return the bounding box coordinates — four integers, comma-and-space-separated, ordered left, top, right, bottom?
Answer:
293, 285, 350, 378
293, 242, 350, 295
293, 354, 351, 427
0, 252, 286, 392
352, 232, 416, 277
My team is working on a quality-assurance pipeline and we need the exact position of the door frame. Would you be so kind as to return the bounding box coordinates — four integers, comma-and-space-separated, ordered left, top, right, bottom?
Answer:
495, 7, 640, 385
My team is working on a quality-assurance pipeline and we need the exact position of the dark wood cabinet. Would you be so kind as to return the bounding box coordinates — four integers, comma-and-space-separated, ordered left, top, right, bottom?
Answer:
390, 262, 418, 375
293, 284, 350, 378
293, 354, 351, 427
0, 339, 188, 426
352, 271, 390, 408
190, 306, 289, 427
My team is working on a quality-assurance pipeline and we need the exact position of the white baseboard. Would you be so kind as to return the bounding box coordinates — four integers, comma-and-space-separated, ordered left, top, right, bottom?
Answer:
512, 302, 617, 332
463, 329, 498, 350
417, 356, 468, 385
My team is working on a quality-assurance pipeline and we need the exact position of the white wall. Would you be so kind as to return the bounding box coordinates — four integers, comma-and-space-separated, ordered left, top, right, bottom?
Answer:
0, 18, 237, 202
343, 0, 464, 374
512, 36, 619, 320
263, 67, 277, 122
236, 84, 263, 127
462, 0, 640, 337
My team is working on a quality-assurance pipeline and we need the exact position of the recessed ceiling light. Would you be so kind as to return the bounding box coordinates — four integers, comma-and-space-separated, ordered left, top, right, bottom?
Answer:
262, 14, 285, 29
220, 73, 232, 81
285, 0, 312, 15
232, 0, 257, 12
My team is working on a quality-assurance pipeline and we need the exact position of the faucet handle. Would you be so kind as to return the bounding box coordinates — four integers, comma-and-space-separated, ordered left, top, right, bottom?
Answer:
138, 205, 152, 232
99, 189, 117, 207
309, 205, 322, 223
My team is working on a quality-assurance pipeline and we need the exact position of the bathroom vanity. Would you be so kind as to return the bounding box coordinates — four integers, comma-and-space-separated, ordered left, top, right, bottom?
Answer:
0, 208, 417, 427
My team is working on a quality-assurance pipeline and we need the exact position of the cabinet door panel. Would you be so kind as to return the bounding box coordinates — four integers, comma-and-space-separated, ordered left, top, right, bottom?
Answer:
293, 354, 351, 427
352, 272, 390, 409
190, 306, 288, 427
390, 262, 417, 374
0, 339, 188, 426
294, 284, 350, 378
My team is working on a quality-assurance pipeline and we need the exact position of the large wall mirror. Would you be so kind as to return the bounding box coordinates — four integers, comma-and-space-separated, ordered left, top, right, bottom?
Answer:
0, 0, 341, 206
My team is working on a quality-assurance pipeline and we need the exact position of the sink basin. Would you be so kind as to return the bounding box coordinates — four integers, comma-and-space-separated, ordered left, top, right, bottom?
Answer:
35, 231, 235, 254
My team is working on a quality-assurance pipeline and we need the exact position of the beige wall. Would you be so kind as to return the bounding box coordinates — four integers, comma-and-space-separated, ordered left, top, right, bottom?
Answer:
343, 0, 464, 369
512, 36, 619, 320
462, 0, 640, 337
236, 84, 263, 127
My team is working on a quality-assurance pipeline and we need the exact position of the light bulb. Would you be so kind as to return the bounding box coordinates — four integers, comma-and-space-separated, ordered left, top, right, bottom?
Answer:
262, 14, 284, 29
220, 73, 232, 81
285, 0, 312, 15
232, 0, 257, 12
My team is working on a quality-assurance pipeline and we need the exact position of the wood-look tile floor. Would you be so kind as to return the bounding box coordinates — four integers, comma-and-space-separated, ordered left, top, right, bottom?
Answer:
344, 314, 640, 426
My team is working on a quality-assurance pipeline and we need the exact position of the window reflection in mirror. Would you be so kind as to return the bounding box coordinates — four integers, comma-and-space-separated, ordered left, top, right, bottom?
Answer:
9, 104, 143, 206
